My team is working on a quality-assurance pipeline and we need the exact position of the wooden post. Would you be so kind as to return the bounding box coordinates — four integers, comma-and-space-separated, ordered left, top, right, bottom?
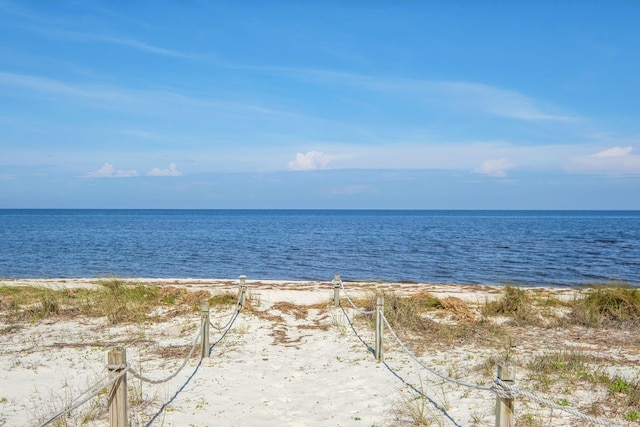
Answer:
333, 272, 341, 307
108, 347, 128, 427
495, 362, 516, 427
375, 294, 384, 362
201, 302, 210, 359
238, 275, 247, 308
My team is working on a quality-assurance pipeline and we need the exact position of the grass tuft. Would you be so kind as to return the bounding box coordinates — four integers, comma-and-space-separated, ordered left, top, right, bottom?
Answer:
571, 286, 640, 327
482, 285, 531, 320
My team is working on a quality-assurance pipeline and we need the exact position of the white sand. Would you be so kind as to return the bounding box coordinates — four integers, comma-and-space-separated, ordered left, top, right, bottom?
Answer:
0, 279, 636, 426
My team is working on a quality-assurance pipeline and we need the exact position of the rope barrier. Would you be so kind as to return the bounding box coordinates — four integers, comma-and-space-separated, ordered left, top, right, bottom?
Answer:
209, 310, 240, 355
33, 284, 248, 427
339, 305, 374, 355
381, 313, 493, 392
339, 304, 461, 426
209, 288, 244, 330
380, 311, 622, 427
210, 301, 242, 331
127, 327, 202, 385
339, 280, 376, 315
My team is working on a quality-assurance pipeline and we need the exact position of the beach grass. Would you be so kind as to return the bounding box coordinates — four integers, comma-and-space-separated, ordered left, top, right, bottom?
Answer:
0, 279, 234, 324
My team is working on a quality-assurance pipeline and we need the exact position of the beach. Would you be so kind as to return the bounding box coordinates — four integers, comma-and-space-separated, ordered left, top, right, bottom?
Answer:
1, 279, 638, 426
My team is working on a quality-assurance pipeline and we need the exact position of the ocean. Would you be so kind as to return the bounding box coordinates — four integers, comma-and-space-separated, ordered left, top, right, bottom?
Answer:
1, 209, 639, 286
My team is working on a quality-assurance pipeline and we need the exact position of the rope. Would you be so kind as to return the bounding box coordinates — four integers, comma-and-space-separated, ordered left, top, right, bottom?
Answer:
209, 310, 239, 355
381, 312, 622, 427
36, 370, 126, 427
381, 313, 493, 392
338, 280, 375, 315
339, 305, 460, 427
209, 301, 242, 331
38, 292, 245, 427
494, 379, 623, 427
127, 326, 202, 385
209, 288, 244, 330
339, 305, 374, 354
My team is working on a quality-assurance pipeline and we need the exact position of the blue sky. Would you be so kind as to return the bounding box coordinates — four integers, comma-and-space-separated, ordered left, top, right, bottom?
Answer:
1, 1, 639, 209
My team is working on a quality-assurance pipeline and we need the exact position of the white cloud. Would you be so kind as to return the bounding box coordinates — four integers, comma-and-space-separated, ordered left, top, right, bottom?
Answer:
473, 158, 515, 178
147, 163, 182, 177
288, 151, 330, 171
86, 163, 138, 178
592, 146, 633, 158
568, 146, 640, 175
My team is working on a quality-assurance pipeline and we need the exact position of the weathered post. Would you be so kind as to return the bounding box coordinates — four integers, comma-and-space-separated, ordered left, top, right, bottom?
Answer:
495, 362, 516, 427
107, 347, 128, 427
238, 275, 247, 308
332, 272, 341, 307
200, 302, 210, 359
375, 293, 384, 362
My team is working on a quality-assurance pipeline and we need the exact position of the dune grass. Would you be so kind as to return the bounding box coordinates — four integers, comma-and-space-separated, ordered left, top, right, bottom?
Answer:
571, 286, 640, 327
0, 280, 233, 324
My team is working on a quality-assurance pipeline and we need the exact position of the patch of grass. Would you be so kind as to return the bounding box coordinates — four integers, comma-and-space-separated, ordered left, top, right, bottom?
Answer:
410, 291, 443, 309
527, 350, 592, 377
571, 286, 640, 327
0, 281, 213, 324
207, 292, 237, 307
609, 377, 631, 394
519, 413, 543, 427
623, 410, 640, 422
94, 280, 160, 324
482, 285, 533, 322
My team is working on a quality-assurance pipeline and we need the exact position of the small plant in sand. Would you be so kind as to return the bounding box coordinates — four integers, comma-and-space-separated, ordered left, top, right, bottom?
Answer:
392, 389, 445, 427
482, 285, 534, 323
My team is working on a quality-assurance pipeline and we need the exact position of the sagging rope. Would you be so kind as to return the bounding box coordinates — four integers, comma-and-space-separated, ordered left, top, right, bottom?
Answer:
337, 278, 376, 315
210, 292, 243, 331
127, 326, 202, 385
379, 308, 622, 427
339, 304, 461, 427
147, 300, 242, 426
381, 313, 493, 392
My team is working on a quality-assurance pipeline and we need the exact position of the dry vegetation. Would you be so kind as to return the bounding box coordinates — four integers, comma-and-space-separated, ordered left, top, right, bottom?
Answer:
0, 279, 236, 325
347, 285, 640, 426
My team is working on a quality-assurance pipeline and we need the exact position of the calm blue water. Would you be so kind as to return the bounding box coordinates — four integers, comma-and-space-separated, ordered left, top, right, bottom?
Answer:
0, 210, 639, 286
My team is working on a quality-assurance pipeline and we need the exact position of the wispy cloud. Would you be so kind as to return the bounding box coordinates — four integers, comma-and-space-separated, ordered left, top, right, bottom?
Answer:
257, 67, 578, 122
437, 82, 577, 122
592, 146, 633, 158
0, 71, 127, 101
86, 163, 138, 178
0, 71, 291, 120
89, 34, 202, 59
10, 16, 202, 59
288, 151, 331, 171
147, 163, 182, 177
